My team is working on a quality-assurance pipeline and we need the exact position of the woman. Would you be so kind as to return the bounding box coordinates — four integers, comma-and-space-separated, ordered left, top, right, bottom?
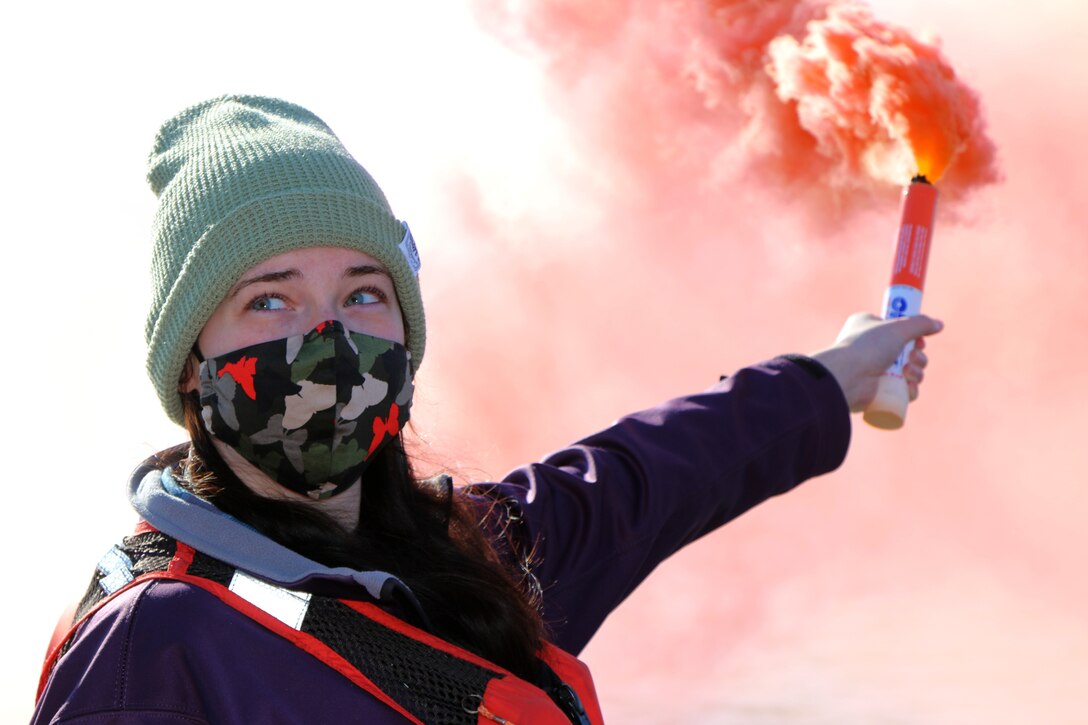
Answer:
33, 95, 940, 724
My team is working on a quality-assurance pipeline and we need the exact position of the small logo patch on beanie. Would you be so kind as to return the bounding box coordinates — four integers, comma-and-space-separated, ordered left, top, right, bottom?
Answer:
398, 222, 421, 276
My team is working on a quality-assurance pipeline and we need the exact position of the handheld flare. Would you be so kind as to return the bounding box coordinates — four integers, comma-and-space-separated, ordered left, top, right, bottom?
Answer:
864, 176, 938, 430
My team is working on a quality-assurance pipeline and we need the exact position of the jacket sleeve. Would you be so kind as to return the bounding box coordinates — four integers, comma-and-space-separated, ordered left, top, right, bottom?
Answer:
475, 357, 851, 654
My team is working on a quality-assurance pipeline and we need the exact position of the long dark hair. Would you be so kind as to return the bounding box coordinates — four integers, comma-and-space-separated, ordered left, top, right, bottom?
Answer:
176, 389, 547, 681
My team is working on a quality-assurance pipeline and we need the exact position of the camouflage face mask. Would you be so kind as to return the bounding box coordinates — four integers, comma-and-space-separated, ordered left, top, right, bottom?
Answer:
198, 320, 414, 499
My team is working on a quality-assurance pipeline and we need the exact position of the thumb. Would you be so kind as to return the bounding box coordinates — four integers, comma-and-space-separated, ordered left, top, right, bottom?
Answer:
883, 315, 944, 344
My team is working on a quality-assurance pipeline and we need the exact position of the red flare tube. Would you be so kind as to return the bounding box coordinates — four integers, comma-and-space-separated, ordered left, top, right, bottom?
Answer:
864, 176, 939, 430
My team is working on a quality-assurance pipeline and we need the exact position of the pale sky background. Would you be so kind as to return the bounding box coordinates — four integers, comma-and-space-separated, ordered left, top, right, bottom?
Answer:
3, 1, 1086, 723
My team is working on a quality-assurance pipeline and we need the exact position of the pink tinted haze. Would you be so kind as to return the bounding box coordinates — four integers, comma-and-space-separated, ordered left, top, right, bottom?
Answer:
403, 0, 1088, 721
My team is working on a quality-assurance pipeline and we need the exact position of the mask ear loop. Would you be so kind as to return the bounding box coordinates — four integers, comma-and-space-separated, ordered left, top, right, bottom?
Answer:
177, 345, 206, 396
181, 345, 207, 490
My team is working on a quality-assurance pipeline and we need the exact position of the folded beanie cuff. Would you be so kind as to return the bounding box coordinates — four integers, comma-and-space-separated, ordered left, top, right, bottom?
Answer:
147, 190, 426, 425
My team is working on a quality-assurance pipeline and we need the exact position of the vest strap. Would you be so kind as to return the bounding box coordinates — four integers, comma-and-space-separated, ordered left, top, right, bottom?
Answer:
41, 529, 604, 725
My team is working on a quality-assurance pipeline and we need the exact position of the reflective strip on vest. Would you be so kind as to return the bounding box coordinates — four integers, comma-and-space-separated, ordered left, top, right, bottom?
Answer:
228, 571, 312, 630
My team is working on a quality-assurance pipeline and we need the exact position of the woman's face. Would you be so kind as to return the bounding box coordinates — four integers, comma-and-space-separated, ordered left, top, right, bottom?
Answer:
196, 246, 406, 361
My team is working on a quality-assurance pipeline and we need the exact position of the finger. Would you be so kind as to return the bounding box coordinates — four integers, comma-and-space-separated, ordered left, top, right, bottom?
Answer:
909, 348, 929, 369
903, 364, 925, 385
908, 381, 920, 402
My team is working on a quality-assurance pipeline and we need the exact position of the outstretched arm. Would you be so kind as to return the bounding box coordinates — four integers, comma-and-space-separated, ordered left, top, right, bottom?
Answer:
479, 312, 943, 653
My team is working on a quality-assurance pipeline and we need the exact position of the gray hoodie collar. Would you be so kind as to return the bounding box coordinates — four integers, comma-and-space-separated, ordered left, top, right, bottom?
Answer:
128, 460, 423, 617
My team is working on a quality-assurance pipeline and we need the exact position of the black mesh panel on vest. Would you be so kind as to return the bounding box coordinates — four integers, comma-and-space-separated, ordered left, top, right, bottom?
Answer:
123, 531, 177, 577
302, 597, 498, 725
72, 532, 178, 622
186, 551, 235, 586
70, 572, 106, 632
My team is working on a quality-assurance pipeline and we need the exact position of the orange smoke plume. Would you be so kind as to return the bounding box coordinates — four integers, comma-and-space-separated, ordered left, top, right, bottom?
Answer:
766, 3, 990, 185
476, 0, 999, 214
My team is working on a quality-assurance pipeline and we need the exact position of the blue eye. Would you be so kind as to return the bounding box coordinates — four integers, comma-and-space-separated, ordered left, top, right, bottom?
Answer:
346, 288, 384, 306
248, 294, 287, 311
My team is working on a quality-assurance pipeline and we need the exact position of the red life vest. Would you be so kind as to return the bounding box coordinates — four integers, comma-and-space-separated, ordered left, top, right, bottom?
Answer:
39, 528, 605, 725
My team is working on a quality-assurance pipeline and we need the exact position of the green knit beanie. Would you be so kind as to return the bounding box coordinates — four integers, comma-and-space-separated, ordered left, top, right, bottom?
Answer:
145, 95, 425, 425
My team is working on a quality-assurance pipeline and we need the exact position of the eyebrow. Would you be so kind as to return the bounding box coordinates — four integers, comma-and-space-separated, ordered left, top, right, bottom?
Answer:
227, 264, 392, 299
228, 269, 300, 299
345, 265, 391, 280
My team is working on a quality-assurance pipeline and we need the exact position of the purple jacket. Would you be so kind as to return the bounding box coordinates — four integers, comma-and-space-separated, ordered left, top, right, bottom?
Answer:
33, 358, 850, 723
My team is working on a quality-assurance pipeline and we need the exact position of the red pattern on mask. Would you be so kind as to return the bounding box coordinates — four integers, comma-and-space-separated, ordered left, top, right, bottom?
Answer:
219, 356, 258, 400
368, 403, 401, 455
